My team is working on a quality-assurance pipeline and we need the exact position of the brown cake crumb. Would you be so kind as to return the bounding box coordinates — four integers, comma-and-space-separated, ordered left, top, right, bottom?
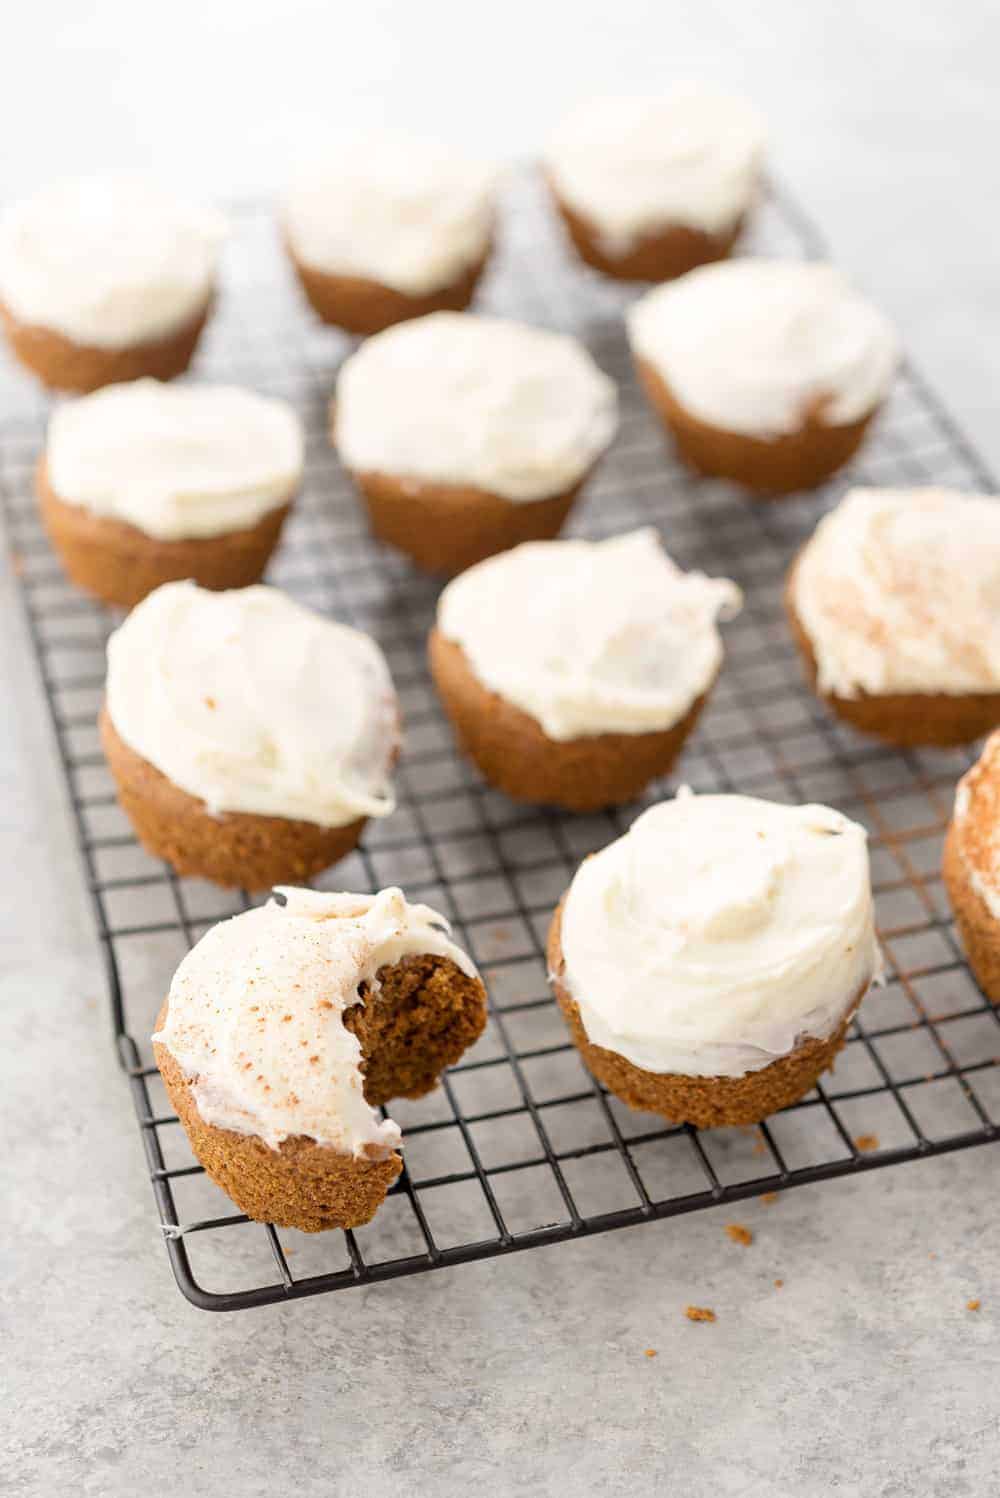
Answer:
854, 1133, 880, 1152
725, 1223, 753, 1246
967, 1299, 981, 1312
644, 1348, 658, 1358
760, 1192, 780, 1205
773, 1279, 784, 1289
685, 1305, 716, 1323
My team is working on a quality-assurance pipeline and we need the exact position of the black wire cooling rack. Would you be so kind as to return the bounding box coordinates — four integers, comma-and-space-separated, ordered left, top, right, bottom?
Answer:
2, 172, 999, 1312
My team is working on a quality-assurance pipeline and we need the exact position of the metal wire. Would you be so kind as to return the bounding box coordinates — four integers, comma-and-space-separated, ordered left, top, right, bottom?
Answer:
2, 171, 998, 1313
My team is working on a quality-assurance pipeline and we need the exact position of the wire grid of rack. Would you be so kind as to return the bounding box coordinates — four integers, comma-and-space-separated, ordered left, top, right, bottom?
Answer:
2, 172, 999, 1312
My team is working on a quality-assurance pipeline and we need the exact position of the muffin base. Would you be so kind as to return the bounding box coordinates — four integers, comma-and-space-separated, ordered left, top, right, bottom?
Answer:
429, 629, 711, 811
785, 558, 1000, 747
635, 356, 876, 495
549, 184, 743, 282
348, 467, 585, 577
101, 707, 368, 890
0, 296, 212, 394
154, 951, 486, 1231
942, 820, 1000, 1004
344, 951, 488, 1104
547, 900, 865, 1128
38, 458, 293, 609
287, 242, 490, 336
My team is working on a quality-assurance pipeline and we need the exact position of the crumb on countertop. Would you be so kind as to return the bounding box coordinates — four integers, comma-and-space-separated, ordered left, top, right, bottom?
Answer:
760, 1192, 779, 1205
967, 1299, 981, 1312
854, 1133, 880, 1152
725, 1223, 753, 1246
644, 1348, 658, 1358
773, 1279, 784, 1289
684, 1305, 716, 1323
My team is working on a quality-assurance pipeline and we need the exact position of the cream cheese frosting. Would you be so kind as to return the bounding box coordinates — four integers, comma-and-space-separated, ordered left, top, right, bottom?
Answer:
46, 380, 304, 540
952, 733, 1000, 921
544, 86, 766, 253
0, 174, 226, 348
334, 312, 618, 502
105, 581, 398, 827
559, 790, 878, 1078
283, 132, 495, 296
627, 260, 899, 437
437, 527, 741, 740
793, 487, 1000, 699
153, 885, 479, 1156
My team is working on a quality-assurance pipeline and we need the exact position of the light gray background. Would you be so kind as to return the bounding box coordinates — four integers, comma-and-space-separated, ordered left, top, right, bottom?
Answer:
2, 4, 999, 1495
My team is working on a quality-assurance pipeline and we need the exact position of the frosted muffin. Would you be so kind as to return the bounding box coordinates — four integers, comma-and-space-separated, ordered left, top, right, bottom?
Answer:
154, 886, 487, 1231
283, 132, 495, 335
548, 791, 879, 1127
787, 487, 1000, 746
627, 260, 898, 494
38, 380, 303, 607
0, 174, 225, 392
543, 86, 765, 282
101, 581, 399, 888
333, 312, 618, 574
429, 528, 740, 810
944, 733, 1000, 1003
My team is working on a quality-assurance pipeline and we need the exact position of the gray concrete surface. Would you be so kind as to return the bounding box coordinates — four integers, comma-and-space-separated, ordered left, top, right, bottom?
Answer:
2, 5, 1000, 1495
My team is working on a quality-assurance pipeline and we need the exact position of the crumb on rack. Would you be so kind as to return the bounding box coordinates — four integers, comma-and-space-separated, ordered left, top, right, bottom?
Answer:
684, 1305, 716, 1323
854, 1133, 879, 1152
760, 1192, 779, 1205
967, 1299, 981, 1312
725, 1223, 753, 1246
644, 1348, 658, 1358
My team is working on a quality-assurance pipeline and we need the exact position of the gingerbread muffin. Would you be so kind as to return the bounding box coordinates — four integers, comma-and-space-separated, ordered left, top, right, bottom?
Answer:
0, 174, 225, 392
154, 885, 487, 1231
333, 311, 618, 575
543, 86, 765, 282
627, 260, 899, 494
787, 487, 1000, 746
429, 527, 740, 811
101, 581, 399, 889
548, 790, 880, 1128
283, 132, 496, 336
944, 733, 1000, 1003
38, 379, 303, 607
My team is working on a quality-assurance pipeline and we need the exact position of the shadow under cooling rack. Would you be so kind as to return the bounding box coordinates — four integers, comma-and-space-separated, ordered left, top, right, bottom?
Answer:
2, 172, 999, 1310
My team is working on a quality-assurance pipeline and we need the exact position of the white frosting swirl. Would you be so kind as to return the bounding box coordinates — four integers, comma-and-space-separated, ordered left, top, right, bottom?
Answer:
106, 582, 398, 827
544, 86, 766, 253
334, 312, 618, 502
437, 528, 741, 740
0, 174, 226, 348
559, 791, 878, 1078
46, 380, 303, 540
283, 132, 495, 296
952, 733, 1000, 920
627, 260, 899, 437
154, 886, 479, 1155
793, 487, 1000, 698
